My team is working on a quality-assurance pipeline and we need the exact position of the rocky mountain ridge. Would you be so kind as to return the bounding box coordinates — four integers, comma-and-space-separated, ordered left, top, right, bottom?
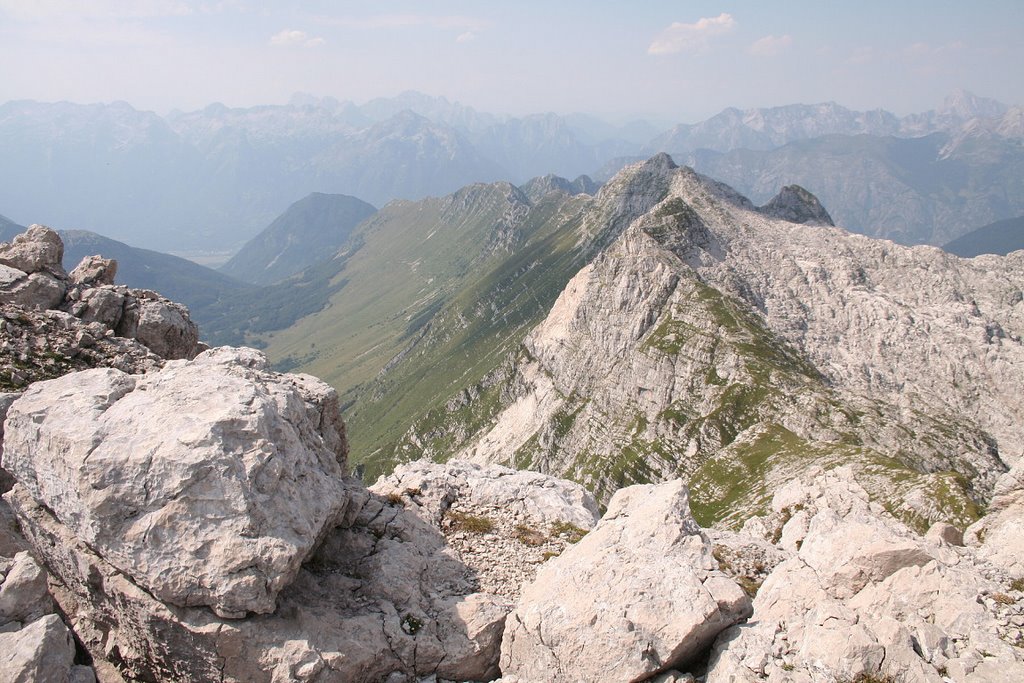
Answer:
218, 192, 377, 285
390, 156, 1023, 533
0, 223, 1023, 681
2, 90, 1020, 253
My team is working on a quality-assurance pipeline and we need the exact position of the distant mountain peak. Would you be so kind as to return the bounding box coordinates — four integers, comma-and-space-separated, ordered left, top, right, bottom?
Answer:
940, 89, 1008, 120
759, 185, 834, 226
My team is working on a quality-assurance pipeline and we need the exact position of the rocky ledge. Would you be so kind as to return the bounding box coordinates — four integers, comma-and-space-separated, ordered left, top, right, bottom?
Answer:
6, 375, 1024, 683
0, 224, 199, 391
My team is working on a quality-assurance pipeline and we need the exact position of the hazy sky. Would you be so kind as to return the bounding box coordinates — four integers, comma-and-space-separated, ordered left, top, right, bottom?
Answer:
1, 0, 1021, 122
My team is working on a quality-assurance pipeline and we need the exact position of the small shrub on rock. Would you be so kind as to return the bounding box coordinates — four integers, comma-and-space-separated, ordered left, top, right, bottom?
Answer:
448, 511, 495, 534
550, 520, 587, 543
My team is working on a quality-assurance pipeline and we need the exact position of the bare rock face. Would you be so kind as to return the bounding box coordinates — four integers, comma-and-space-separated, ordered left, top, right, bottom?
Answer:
966, 459, 1024, 576
7, 472, 512, 682
373, 460, 601, 602
0, 225, 65, 276
2, 350, 517, 682
373, 460, 599, 529
0, 613, 79, 683
68, 254, 117, 286
500, 480, 752, 682
758, 184, 835, 226
706, 468, 1024, 682
113, 290, 198, 360
0, 498, 93, 683
3, 346, 351, 618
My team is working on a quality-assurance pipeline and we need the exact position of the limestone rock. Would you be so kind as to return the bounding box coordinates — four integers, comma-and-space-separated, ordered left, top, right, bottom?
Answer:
72, 286, 125, 328
966, 458, 1024, 575
6, 480, 511, 683
115, 293, 198, 360
0, 613, 77, 683
0, 225, 64, 275
706, 470, 1024, 682
0, 551, 53, 625
68, 255, 117, 286
758, 184, 835, 226
415, 161, 1022, 530
373, 460, 599, 529
501, 480, 751, 682
0, 266, 65, 309
373, 460, 600, 602
925, 521, 964, 546
2, 346, 351, 617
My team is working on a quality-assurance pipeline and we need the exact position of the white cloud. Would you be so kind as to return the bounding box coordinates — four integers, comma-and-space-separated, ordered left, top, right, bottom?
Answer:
748, 34, 792, 57
455, 31, 476, 43
648, 13, 735, 56
269, 29, 324, 48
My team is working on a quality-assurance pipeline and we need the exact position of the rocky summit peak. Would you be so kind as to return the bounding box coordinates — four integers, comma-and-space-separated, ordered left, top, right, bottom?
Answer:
645, 151, 678, 172
758, 184, 835, 226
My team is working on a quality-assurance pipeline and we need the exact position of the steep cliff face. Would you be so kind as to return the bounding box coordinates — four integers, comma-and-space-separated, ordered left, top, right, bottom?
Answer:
398, 160, 1024, 530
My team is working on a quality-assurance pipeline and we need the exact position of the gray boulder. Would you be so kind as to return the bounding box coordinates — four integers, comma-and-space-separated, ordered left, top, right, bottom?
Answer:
0, 225, 64, 275
3, 346, 351, 618
500, 479, 751, 682
114, 291, 198, 360
0, 613, 77, 683
68, 254, 117, 286
0, 265, 65, 310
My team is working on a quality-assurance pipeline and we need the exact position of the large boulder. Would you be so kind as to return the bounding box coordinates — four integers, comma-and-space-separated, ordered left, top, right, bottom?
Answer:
7, 472, 513, 682
2, 346, 350, 618
0, 225, 64, 275
114, 290, 198, 360
68, 255, 117, 286
0, 613, 79, 683
500, 480, 752, 682
2, 350, 520, 682
0, 265, 65, 310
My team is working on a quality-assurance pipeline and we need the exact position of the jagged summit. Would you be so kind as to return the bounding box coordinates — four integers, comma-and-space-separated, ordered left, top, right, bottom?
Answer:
758, 184, 835, 226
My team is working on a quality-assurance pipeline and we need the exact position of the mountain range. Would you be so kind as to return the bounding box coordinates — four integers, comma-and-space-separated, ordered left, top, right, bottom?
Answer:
183, 156, 1023, 540
1, 90, 1021, 254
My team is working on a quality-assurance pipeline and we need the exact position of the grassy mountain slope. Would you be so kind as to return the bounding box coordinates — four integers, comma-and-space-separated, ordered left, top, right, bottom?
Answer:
219, 193, 377, 285
943, 215, 1024, 257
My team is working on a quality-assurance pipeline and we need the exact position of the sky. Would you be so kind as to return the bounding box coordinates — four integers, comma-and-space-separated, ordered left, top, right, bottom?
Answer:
0, 0, 1021, 123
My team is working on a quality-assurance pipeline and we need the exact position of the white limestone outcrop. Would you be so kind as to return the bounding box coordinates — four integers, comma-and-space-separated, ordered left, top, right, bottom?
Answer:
501, 480, 752, 682
3, 346, 351, 618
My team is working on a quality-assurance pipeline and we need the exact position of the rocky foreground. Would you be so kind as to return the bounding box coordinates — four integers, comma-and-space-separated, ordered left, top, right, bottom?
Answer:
0, 228, 1022, 682
2, 350, 1023, 682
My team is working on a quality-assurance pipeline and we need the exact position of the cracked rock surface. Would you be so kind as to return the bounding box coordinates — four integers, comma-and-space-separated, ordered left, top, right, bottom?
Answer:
706, 467, 1024, 682
372, 461, 600, 602
500, 479, 752, 682
3, 346, 351, 618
